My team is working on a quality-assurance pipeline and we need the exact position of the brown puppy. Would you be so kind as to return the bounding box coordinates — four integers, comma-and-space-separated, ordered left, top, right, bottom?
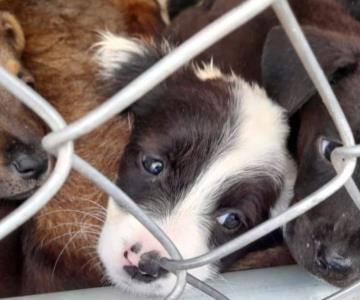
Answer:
0, 12, 49, 297
262, 21, 360, 288
0, 0, 163, 296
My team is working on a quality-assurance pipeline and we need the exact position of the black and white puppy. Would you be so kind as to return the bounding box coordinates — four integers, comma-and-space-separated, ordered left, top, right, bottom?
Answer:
165, 0, 360, 288
94, 33, 294, 296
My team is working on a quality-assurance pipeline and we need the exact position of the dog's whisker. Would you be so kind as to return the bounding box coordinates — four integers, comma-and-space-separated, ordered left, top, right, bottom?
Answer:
76, 199, 107, 213
49, 222, 103, 231
42, 230, 100, 248
38, 209, 105, 223
81, 255, 102, 273
51, 231, 83, 279
78, 245, 99, 252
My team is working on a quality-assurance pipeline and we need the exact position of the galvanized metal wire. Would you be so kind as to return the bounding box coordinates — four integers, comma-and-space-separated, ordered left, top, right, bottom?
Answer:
42, 0, 275, 151
0, 68, 74, 240
1, 0, 360, 299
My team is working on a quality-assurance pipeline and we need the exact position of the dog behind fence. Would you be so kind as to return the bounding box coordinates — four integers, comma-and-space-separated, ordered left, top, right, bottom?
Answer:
0, 0, 360, 299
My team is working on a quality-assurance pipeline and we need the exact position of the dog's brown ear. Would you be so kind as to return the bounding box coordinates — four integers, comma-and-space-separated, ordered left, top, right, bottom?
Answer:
0, 12, 25, 55
262, 26, 358, 115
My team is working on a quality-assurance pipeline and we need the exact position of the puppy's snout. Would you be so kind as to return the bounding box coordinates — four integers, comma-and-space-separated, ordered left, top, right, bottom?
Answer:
315, 242, 352, 274
123, 249, 167, 283
11, 149, 48, 180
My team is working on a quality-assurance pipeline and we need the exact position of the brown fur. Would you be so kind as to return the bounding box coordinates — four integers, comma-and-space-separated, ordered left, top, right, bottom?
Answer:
0, 11, 48, 298
0, 203, 22, 298
167, 0, 360, 83
0, 0, 163, 296
226, 245, 293, 271
113, 0, 164, 37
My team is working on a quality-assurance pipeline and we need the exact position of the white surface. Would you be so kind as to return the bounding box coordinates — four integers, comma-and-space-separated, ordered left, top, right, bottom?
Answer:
6, 266, 345, 300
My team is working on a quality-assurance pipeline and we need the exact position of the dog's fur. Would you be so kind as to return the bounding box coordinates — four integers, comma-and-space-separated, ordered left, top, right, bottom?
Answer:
0, 2, 292, 297
0, 0, 163, 296
263, 25, 360, 288
95, 26, 292, 299
168, 0, 360, 287
167, 0, 360, 82
337, 0, 360, 20
0, 12, 50, 297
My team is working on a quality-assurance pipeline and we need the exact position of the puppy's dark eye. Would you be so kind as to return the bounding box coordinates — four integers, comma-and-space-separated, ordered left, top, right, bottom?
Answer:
142, 156, 164, 175
319, 138, 343, 161
216, 210, 248, 231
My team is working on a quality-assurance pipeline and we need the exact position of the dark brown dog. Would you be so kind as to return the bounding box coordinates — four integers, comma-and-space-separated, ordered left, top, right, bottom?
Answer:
168, 0, 360, 287
263, 24, 360, 288
0, 12, 50, 297
0, 0, 164, 296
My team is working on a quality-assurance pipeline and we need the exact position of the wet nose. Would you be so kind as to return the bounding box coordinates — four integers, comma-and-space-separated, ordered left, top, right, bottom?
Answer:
315, 243, 352, 274
139, 251, 167, 278
11, 151, 48, 180
123, 250, 168, 283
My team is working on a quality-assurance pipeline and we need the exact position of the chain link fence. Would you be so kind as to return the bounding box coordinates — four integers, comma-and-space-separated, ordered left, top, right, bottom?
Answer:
0, 0, 359, 299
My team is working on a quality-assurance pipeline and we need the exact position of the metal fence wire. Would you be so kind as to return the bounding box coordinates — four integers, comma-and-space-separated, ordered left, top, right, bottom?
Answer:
0, 0, 360, 299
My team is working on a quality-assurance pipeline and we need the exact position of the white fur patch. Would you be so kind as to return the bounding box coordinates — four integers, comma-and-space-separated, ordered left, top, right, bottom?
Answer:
193, 60, 225, 81
98, 77, 291, 297
270, 156, 298, 217
94, 32, 147, 79
171, 80, 289, 220
156, 0, 170, 25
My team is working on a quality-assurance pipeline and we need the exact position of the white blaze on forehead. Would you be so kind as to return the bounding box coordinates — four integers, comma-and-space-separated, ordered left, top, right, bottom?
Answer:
94, 32, 147, 78
171, 79, 289, 218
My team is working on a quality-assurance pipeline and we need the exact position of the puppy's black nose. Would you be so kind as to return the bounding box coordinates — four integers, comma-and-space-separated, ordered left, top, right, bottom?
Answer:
123, 251, 167, 283
139, 251, 167, 278
12, 152, 48, 180
315, 244, 352, 274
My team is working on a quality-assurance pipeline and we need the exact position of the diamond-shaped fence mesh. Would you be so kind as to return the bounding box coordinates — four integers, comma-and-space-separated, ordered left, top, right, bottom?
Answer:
0, 0, 359, 299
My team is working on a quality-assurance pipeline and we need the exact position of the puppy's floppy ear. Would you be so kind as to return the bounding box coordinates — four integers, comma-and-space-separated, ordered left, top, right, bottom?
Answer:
0, 12, 25, 55
95, 32, 161, 94
262, 26, 358, 115
95, 32, 165, 117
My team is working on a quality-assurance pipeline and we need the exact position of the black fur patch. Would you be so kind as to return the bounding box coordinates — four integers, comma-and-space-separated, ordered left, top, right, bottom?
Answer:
115, 71, 235, 214
168, 0, 201, 19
